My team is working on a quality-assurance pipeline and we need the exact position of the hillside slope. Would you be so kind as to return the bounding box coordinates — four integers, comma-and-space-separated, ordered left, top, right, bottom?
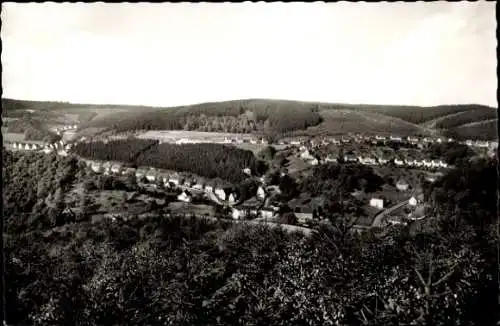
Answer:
3, 98, 497, 140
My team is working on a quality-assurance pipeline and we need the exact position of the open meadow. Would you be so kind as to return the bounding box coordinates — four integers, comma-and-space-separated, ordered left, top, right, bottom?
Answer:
136, 130, 256, 143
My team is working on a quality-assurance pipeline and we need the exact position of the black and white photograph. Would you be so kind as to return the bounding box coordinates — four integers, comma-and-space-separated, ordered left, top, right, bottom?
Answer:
1, 2, 498, 325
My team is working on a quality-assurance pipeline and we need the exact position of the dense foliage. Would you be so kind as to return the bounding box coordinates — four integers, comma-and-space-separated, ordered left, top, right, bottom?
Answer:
3, 150, 499, 325
72, 139, 267, 183
5, 117, 61, 141
423, 157, 498, 229
71, 139, 159, 163
300, 163, 385, 196
3, 151, 81, 233
426, 142, 475, 165
137, 143, 267, 183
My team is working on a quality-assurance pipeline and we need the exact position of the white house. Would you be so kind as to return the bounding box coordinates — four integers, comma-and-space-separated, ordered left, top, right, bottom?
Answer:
91, 162, 102, 173
228, 193, 238, 204
260, 208, 275, 219
378, 157, 389, 165
390, 135, 402, 142
394, 158, 404, 166
215, 187, 228, 201
110, 163, 122, 174
177, 191, 192, 203
325, 156, 338, 163
360, 157, 378, 165
431, 160, 440, 168
409, 196, 418, 206
242, 168, 252, 176
369, 198, 384, 209
135, 169, 147, 180
257, 186, 266, 200
232, 207, 247, 220
309, 158, 319, 166
24, 144, 31, 150
300, 150, 314, 160
145, 171, 157, 182
12, 142, 18, 149
204, 185, 214, 193
343, 155, 358, 163
396, 180, 409, 191
43, 147, 53, 154
439, 160, 448, 168
102, 162, 112, 175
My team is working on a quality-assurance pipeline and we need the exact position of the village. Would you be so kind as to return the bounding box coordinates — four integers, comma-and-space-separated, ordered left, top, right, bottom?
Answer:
5, 126, 497, 231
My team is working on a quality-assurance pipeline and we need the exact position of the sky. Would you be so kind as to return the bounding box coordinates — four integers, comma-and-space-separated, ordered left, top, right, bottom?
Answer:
1, 2, 497, 108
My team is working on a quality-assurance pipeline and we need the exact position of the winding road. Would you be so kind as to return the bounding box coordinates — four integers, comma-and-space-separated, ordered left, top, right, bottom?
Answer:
371, 199, 410, 228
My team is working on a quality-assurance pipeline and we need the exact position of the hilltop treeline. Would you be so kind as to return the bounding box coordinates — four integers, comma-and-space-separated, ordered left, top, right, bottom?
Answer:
78, 99, 323, 136
354, 104, 494, 124
71, 139, 267, 183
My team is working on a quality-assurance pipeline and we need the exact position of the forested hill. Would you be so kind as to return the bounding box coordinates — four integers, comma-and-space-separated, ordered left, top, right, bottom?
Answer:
71, 139, 267, 183
3, 98, 497, 140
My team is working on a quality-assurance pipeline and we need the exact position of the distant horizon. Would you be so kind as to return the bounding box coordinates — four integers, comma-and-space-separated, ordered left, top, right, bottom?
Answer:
2, 3, 497, 108
2, 96, 498, 110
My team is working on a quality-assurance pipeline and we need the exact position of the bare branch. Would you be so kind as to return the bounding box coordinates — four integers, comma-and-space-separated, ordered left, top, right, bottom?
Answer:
415, 268, 427, 287
432, 263, 459, 287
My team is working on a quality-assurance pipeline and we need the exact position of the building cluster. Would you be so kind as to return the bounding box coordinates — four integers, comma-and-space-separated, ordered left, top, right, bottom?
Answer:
54, 124, 78, 135
10, 141, 73, 156
279, 134, 457, 148
295, 146, 450, 169
82, 158, 280, 221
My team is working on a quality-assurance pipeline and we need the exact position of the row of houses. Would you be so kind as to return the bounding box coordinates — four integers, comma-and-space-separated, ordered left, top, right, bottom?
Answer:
343, 153, 449, 169
463, 139, 497, 149
282, 134, 457, 148
10, 141, 72, 153
54, 124, 78, 134
84, 159, 271, 204
298, 147, 450, 169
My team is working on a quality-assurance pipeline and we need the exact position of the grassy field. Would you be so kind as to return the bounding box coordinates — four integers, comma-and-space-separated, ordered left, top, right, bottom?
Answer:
295, 109, 436, 138
2, 131, 25, 142
168, 202, 216, 217
136, 130, 255, 142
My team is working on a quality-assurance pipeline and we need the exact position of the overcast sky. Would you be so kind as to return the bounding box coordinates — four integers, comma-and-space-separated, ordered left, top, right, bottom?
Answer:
1, 2, 497, 107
